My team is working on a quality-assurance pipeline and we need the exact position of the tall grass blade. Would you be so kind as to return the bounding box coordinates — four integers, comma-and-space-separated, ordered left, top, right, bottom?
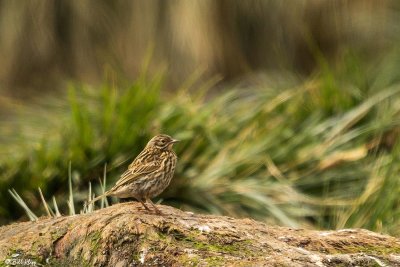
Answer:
52, 196, 61, 217
8, 189, 38, 221
100, 163, 109, 209
38, 187, 54, 217
68, 161, 75, 215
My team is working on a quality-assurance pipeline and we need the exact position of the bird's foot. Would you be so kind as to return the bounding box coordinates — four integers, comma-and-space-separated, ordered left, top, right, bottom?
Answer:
153, 207, 163, 215
139, 201, 151, 212
147, 199, 163, 215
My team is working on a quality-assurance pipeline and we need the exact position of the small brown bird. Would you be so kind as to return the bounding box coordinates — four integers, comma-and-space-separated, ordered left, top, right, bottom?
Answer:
87, 134, 179, 214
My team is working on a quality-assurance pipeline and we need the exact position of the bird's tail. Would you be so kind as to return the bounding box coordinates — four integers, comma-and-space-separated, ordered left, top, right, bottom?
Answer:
84, 191, 113, 209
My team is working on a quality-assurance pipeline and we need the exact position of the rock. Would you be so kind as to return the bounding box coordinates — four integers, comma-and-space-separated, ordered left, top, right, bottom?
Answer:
0, 203, 399, 266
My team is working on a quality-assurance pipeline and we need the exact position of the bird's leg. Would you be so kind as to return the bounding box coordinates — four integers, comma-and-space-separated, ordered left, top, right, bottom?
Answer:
147, 198, 162, 215
139, 199, 151, 211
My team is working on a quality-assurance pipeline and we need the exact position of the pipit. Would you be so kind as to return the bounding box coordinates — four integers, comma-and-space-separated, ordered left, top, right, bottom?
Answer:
87, 134, 179, 214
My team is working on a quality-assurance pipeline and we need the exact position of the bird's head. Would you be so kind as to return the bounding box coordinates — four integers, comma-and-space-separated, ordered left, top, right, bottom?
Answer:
146, 134, 180, 150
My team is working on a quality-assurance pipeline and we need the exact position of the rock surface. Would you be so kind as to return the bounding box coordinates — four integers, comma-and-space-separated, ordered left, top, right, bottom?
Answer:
1, 203, 399, 266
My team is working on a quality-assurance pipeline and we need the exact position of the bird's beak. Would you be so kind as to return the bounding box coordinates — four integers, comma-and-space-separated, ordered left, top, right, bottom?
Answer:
170, 139, 180, 144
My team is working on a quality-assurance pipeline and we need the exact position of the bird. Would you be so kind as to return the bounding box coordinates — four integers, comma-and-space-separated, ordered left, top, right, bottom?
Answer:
86, 134, 179, 214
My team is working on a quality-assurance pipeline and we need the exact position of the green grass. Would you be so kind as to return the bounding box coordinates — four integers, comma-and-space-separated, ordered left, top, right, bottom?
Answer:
2, 51, 400, 236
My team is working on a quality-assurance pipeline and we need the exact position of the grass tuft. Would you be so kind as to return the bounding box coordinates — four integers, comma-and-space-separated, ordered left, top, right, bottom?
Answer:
3, 55, 400, 235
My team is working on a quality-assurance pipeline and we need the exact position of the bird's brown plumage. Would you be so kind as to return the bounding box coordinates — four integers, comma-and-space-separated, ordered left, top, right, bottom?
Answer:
87, 134, 179, 214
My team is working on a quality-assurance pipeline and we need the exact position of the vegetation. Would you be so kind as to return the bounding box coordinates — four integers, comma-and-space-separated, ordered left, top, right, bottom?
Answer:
1, 49, 400, 237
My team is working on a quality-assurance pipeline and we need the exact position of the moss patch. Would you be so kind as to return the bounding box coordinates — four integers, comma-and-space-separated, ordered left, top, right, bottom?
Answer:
88, 231, 102, 255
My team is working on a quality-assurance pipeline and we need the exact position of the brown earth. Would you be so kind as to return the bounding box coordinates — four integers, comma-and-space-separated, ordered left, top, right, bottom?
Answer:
0, 203, 399, 266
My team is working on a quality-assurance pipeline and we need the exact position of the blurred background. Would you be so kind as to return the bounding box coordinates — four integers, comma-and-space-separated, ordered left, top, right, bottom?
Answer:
1, 0, 400, 236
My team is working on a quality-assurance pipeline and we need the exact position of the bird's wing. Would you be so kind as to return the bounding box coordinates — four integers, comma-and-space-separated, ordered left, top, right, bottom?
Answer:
114, 159, 161, 188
